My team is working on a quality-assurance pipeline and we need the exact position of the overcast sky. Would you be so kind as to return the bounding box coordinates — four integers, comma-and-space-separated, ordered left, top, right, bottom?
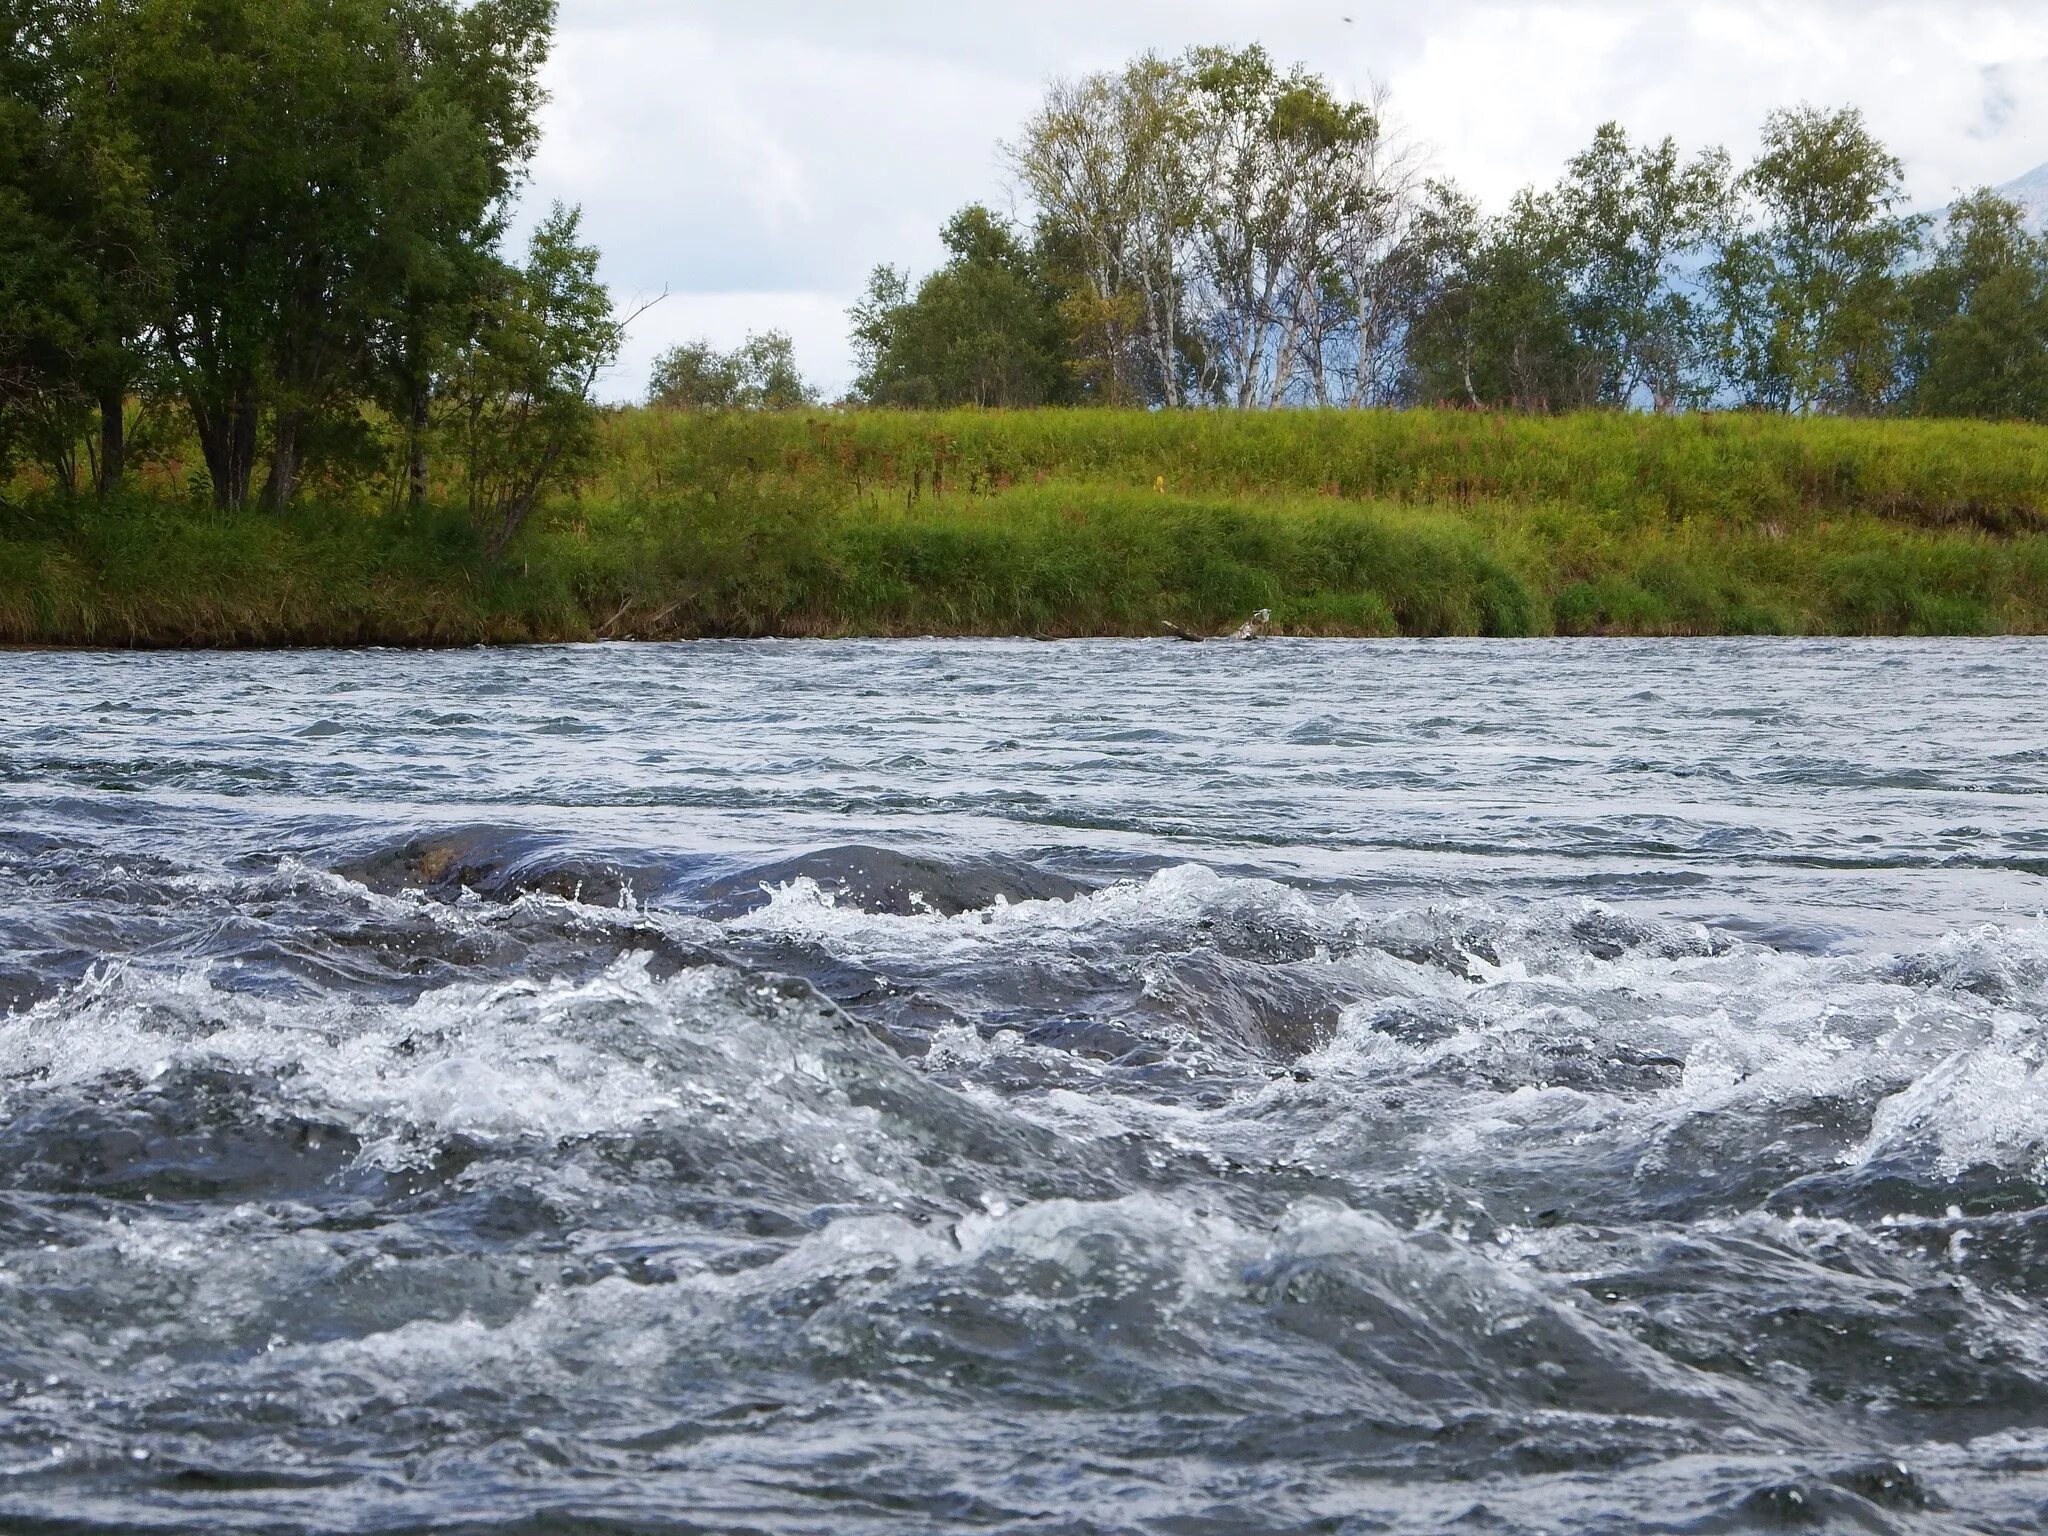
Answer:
518, 2, 2048, 401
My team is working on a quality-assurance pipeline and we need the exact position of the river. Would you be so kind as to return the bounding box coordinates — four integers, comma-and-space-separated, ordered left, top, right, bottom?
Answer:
2, 638, 2045, 1533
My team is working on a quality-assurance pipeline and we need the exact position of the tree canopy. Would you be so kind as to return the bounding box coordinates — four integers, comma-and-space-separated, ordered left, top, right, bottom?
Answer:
0, 0, 622, 526
10, 16, 2048, 517
848, 206, 1072, 408
901, 51, 2048, 422
649, 330, 817, 411
1900, 191, 2048, 421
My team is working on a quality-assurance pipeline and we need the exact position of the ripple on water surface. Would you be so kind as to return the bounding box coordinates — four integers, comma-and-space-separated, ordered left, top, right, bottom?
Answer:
0, 638, 2045, 1534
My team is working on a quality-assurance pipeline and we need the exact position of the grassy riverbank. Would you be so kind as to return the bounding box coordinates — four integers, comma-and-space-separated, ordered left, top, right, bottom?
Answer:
6, 409, 2048, 645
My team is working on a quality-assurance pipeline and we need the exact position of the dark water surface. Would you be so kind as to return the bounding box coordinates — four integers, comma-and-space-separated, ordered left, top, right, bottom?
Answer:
2, 638, 2047, 1534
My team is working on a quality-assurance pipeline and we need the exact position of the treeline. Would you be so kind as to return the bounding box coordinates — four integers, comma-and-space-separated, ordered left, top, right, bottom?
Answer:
10, 17, 2045, 542
773, 45, 2047, 420
0, 0, 619, 540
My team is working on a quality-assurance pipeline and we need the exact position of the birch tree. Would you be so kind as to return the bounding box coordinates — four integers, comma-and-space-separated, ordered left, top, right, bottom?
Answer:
1552, 123, 1732, 410
1008, 55, 1194, 405
1305, 79, 1428, 408
1709, 105, 1921, 413
1012, 45, 1395, 410
1178, 46, 1378, 408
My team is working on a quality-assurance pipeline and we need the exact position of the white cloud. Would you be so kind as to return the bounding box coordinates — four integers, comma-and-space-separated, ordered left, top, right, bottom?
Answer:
519, 1, 2048, 400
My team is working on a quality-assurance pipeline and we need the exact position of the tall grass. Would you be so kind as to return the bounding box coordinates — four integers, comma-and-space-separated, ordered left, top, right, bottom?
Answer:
5, 408, 2048, 645
599, 407, 2048, 531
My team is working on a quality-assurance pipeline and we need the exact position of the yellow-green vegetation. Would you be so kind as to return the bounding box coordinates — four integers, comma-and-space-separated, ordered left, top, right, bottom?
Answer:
6, 408, 2048, 646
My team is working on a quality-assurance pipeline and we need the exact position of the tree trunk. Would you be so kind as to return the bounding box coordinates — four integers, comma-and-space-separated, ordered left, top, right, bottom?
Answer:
96, 384, 124, 497
194, 395, 259, 509
487, 482, 539, 559
408, 383, 429, 508
262, 412, 302, 510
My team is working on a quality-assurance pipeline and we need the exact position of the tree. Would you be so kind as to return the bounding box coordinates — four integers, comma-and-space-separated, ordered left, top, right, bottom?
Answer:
0, 0, 157, 496
848, 205, 1071, 407
101, 0, 552, 508
1400, 124, 1732, 414
1178, 45, 1379, 407
1011, 46, 1413, 409
446, 204, 619, 553
1403, 181, 1599, 411
1389, 182, 1483, 406
648, 340, 742, 410
370, 0, 555, 510
0, 0, 84, 492
1316, 79, 1429, 409
1899, 190, 2048, 421
1551, 122, 1732, 410
731, 331, 815, 410
1010, 53, 1197, 405
649, 329, 816, 410
2, 0, 645, 522
1709, 105, 1922, 413
848, 265, 911, 401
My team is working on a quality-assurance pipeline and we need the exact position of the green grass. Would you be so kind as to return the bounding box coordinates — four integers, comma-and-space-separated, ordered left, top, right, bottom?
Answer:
6, 407, 2048, 645
600, 406, 2048, 531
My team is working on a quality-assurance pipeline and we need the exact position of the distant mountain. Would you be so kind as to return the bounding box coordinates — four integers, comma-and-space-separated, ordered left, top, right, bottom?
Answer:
1988, 162, 2048, 229
1924, 162, 2048, 241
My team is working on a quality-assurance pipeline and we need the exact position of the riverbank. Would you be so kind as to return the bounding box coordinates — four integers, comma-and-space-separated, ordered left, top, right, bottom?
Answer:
5, 409, 2048, 644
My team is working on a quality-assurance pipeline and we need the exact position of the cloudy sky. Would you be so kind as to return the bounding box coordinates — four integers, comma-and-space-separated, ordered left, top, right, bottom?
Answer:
518, 1, 2048, 401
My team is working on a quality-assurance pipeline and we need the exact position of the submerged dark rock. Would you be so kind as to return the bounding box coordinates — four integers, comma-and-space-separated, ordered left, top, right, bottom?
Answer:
697, 843, 1096, 917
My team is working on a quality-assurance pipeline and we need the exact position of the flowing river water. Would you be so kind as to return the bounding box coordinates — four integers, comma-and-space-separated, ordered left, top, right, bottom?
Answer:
2, 638, 2047, 1535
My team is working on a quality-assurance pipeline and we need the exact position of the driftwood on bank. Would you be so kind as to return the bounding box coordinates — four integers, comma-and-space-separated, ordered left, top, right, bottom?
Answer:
1163, 608, 1271, 643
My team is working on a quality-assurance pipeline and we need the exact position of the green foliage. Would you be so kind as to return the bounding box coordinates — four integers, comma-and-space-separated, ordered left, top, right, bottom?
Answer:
445, 205, 620, 553
1901, 191, 2048, 422
1709, 106, 1922, 413
1400, 125, 1733, 413
1405, 181, 1596, 411
994, 60, 2048, 422
0, 0, 559, 514
1012, 44, 1398, 408
0, 0, 155, 494
1011, 52, 1195, 405
848, 207, 1072, 407
648, 341, 742, 411
649, 329, 817, 411
1177, 44, 1379, 406
110, 0, 556, 506
1549, 124, 1733, 410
